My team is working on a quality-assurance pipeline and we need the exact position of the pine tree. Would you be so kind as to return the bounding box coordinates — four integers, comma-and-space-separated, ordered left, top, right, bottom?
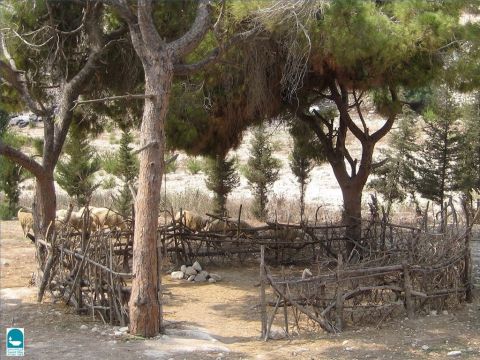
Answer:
368, 110, 419, 216
113, 130, 138, 218
289, 121, 324, 222
416, 86, 462, 222
205, 154, 240, 216
56, 124, 100, 206
244, 124, 281, 220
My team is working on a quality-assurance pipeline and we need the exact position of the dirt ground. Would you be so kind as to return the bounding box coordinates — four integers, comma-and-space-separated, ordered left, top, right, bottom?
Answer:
1, 219, 480, 360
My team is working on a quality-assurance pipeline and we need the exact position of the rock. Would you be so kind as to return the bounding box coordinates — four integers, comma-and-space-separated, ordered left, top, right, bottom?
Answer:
442, 310, 448, 315
447, 351, 462, 356
268, 326, 286, 340
192, 261, 202, 272
101, 332, 107, 336
171, 271, 185, 280
80, 325, 88, 330
430, 310, 437, 316
422, 345, 430, 351
209, 273, 222, 281
200, 270, 209, 277
185, 266, 197, 276
180, 265, 187, 273
114, 331, 123, 336
187, 275, 195, 281
194, 272, 208, 282
345, 347, 355, 351
342, 340, 349, 345
208, 278, 216, 283
119, 326, 128, 333
91, 327, 99, 332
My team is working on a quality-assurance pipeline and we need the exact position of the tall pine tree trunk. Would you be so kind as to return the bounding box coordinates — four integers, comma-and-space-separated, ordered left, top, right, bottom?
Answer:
129, 59, 172, 336
341, 184, 363, 257
32, 172, 56, 237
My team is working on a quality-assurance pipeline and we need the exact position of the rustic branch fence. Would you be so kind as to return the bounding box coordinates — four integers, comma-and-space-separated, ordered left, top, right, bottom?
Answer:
35, 206, 474, 329
259, 223, 473, 339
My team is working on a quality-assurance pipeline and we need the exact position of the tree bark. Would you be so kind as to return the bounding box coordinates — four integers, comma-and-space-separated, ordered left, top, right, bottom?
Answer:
341, 185, 363, 257
32, 174, 56, 238
129, 59, 172, 337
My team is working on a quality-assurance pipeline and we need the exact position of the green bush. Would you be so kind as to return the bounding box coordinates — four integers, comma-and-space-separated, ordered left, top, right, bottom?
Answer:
186, 156, 203, 175
0, 202, 15, 220
101, 152, 120, 175
102, 176, 117, 190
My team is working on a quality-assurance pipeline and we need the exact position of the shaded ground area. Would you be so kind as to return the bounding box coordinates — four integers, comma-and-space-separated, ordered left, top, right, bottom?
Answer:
1, 220, 480, 359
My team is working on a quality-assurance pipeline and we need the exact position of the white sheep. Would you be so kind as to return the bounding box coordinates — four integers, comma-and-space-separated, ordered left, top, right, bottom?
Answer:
69, 207, 97, 232
17, 208, 33, 237
174, 210, 207, 232
91, 207, 126, 231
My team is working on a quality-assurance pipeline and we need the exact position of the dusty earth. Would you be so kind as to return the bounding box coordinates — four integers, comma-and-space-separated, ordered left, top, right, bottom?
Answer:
1, 219, 480, 359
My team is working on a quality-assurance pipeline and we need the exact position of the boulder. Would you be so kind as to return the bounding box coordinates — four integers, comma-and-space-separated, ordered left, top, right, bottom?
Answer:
187, 275, 196, 281
194, 272, 208, 282
180, 265, 187, 273
185, 266, 197, 276
209, 273, 222, 281
208, 278, 216, 283
268, 326, 287, 340
199, 270, 209, 277
192, 261, 202, 272
171, 271, 185, 280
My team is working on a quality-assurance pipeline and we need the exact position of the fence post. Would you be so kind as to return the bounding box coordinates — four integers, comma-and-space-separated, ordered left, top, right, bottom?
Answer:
260, 245, 267, 338
403, 262, 415, 319
464, 216, 473, 303
335, 254, 344, 331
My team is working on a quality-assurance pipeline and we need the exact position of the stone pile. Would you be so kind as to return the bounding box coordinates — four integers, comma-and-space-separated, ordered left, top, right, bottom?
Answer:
170, 261, 222, 283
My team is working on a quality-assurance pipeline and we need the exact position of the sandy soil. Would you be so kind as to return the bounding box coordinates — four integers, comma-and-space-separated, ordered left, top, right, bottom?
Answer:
1, 219, 480, 359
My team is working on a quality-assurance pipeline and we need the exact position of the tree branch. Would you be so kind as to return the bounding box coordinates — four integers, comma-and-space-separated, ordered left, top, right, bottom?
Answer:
328, 80, 366, 143
371, 87, 399, 143
174, 28, 257, 76
0, 142, 45, 178
0, 36, 50, 116
169, 0, 211, 59
73, 93, 155, 108
137, 0, 163, 50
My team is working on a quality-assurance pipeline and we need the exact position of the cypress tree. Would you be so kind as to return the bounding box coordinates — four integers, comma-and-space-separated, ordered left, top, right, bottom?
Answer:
113, 130, 138, 218
244, 124, 281, 220
205, 154, 240, 217
289, 121, 324, 222
416, 86, 462, 223
368, 110, 419, 216
56, 124, 100, 206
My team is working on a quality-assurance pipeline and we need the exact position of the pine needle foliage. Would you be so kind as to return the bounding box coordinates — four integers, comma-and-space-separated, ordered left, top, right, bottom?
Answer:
112, 130, 138, 218
0, 110, 31, 218
205, 154, 240, 216
289, 121, 324, 221
245, 124, 281, 220
56, 124, 100, 206
416, 86, 462, 212
368, 110, 420, 212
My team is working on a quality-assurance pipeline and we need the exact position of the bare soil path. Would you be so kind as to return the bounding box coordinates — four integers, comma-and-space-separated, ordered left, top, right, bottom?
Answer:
1, 220, 480, 359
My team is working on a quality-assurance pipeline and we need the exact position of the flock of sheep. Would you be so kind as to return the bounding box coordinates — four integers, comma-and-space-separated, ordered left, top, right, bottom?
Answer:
17, 206, 127, 238
17, 208, 303, 241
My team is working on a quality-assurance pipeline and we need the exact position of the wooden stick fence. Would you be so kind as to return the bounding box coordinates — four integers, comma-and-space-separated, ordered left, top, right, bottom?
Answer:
34, 204, 473, 328
259, 229, 471, 340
